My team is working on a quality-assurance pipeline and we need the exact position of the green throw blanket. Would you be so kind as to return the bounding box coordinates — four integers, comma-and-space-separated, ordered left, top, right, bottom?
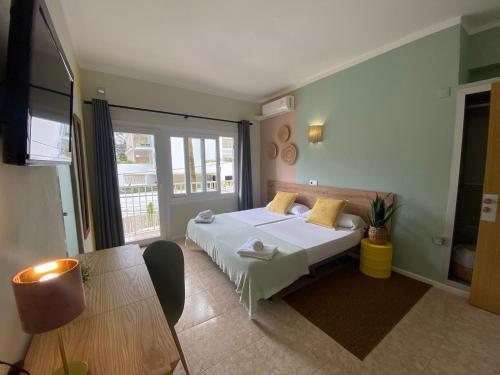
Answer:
186, 214, 309, 315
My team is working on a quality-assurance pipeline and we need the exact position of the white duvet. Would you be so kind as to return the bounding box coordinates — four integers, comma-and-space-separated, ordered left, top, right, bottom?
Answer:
258, 217, 363, 265
229, 207, 296, 226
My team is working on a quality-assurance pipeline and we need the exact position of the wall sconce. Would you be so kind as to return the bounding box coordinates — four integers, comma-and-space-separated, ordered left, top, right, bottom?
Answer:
308, 124, 324, 143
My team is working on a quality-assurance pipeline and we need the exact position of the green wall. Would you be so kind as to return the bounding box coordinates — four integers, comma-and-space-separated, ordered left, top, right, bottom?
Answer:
296, 25, 462, 281
469, 26, 500, 70
459, 26, 471, 84
461, 25, 500, 83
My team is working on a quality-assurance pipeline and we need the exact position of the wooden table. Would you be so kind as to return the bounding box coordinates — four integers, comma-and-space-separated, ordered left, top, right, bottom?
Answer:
24, 244, 181, 375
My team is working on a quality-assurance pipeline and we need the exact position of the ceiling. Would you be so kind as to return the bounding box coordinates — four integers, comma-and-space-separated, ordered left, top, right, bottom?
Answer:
61, 0, 500, 103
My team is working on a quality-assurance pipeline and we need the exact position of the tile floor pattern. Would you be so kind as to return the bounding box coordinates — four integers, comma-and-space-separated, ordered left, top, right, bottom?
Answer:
172, 241, 500, 375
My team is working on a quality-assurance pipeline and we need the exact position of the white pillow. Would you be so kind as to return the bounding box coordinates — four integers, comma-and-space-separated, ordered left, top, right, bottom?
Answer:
289, 203, 310, 216
266, 202, 309, 215
300, 209, 312, 218
336, 213, 368, 230
300, 211, 367, 230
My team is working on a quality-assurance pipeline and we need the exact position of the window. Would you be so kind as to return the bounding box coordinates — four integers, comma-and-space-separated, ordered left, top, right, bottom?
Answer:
170, 134, 235, 197
205, 139, 217, 192
170, 137, 186, 194
219, 136, 235, 194
188, 138, 203, 193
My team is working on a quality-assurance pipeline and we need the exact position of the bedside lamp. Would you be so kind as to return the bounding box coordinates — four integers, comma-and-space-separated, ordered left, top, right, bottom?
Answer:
12, 259, 88, 375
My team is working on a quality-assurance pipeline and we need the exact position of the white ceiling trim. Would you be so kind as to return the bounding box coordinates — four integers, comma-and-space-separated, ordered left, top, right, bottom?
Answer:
260, 16, 462, 103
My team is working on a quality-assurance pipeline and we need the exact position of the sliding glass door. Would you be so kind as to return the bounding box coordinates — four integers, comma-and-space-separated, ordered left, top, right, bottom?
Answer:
114, 131, 163, 244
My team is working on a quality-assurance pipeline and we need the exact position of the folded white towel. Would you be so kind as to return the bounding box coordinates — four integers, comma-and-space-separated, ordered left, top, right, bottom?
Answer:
237, 242, 278, 260
197, 210, 214, 220
194, 215, 215, 224
263, 244, 278, 252
242, 237, 264, 251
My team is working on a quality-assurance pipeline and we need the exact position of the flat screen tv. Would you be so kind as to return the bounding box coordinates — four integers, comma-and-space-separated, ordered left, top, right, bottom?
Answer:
4, 0, 74, 165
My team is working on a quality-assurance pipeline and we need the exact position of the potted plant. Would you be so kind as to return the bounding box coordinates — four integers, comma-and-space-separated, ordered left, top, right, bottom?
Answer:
368, 194, 398, 245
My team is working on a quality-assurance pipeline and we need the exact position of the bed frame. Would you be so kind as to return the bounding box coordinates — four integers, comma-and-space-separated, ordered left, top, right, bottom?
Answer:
267, 180, 395, 234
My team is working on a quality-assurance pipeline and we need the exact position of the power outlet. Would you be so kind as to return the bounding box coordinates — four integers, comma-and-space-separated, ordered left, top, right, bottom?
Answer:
309, 179, 318, 186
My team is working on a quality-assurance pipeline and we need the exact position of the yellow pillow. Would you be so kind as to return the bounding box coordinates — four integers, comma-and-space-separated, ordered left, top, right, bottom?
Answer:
268, 191, 297, 214
306, 198, 347, 228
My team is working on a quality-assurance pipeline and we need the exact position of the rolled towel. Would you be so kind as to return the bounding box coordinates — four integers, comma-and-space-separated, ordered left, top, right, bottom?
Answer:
237, 247, 278, 261
245, 237, 264, 251
197, 210, 214, 220
237, 240, 279, 260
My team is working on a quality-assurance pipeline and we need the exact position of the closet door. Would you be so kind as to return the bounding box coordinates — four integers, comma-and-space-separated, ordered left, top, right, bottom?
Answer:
470, 82, 500, 314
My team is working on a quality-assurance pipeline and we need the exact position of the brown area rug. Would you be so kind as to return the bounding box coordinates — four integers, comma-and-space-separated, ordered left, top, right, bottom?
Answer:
283, 263, 431, 360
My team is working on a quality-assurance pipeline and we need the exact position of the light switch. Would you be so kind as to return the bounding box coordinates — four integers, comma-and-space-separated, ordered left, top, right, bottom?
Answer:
481, 194, 498, 222
309, 179, 318, 186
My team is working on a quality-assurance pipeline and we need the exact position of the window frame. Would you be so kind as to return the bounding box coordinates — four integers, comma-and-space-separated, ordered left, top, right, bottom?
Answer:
168, 129, 237, 201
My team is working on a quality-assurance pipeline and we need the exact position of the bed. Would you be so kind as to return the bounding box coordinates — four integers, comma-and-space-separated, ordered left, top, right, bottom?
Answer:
185, 207, 297, 255
186, 180, 393, 316
228, 207, 296, 226
257, 217, 364, 265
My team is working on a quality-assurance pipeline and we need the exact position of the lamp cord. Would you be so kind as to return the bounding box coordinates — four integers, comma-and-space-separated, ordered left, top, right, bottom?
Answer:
0, 360, 31, 375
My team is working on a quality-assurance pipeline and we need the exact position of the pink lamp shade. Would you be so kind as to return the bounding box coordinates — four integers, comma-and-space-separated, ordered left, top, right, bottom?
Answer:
12, 259, 86, 334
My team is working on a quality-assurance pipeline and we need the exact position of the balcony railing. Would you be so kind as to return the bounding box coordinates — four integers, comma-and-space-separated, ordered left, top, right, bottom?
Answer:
172, 180, 234, 195
221, 180, 234, 194
118, 182, 160, 242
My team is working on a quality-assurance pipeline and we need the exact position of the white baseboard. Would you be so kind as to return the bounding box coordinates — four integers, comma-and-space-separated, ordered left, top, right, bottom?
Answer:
392, 266, 470, 298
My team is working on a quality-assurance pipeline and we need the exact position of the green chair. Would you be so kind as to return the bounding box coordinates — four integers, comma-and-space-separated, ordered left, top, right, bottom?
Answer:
143, 240, 189, 375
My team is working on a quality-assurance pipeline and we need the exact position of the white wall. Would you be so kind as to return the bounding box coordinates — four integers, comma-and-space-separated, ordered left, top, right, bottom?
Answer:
0, 0, 86, 369
80, 69, 260, 239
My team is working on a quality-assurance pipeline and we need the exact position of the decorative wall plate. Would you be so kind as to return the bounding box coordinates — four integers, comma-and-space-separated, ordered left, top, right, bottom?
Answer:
277, 124, 291, 143
266, 142, 278, 159
281, 143, 297, 165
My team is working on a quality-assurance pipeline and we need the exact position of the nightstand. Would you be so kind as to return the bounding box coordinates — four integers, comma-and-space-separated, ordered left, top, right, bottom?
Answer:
360, 238, 393, 279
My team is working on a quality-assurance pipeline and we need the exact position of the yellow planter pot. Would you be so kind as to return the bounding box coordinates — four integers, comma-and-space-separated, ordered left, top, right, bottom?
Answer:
360, 238, 393, 279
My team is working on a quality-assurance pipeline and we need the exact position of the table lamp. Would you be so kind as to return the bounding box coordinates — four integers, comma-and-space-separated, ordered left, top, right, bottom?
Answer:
12, 259, 88, 375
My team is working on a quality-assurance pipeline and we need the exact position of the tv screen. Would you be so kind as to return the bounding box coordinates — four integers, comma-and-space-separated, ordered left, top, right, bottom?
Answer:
4, 0, 73, 165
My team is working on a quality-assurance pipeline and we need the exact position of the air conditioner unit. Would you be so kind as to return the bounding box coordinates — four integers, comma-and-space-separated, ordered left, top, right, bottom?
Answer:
258, 95, 295, 120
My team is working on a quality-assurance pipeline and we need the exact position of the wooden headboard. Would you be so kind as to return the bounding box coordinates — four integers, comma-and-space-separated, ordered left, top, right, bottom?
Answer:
267, 180, 395, 231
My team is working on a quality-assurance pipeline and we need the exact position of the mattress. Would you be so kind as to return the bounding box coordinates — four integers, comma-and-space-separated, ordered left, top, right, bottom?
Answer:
228, 207, 296, 226
257, 217, 363, 265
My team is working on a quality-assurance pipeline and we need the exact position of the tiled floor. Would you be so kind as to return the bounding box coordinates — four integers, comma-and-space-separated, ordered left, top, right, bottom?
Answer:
174, 241, 500, 375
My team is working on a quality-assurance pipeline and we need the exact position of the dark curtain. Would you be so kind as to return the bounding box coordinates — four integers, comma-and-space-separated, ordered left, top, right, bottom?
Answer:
91, 99, 125, 250
237, 120, 253, 210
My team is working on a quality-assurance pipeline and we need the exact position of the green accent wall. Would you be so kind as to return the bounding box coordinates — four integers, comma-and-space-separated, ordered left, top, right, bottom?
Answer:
296, 25, 462, 281
468, 26, 500, 71
459, 26, 471, 84
461, 25, 500, 83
